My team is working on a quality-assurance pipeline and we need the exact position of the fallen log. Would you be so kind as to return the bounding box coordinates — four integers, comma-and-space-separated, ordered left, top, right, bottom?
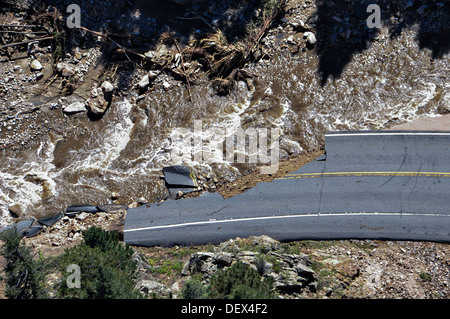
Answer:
0, 36, 53, 50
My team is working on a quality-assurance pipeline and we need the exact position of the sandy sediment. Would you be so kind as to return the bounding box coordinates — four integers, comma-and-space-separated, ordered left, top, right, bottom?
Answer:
387, 114, 450, 131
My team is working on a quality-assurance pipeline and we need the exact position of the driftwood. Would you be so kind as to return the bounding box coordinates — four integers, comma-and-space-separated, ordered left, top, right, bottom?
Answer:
0, 36, 53, 50
171, 35, 193, 102
0, 25, 37, 29
0, 24, 51, 51
0, 30, 47, 35
76, 26, 153, 42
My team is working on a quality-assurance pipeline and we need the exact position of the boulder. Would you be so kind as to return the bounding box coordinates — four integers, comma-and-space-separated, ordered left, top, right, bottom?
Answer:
135, 279, 171, 296
63, 101, 86, 114
236, 251, 256, 265
144, 50, 156, 59
182, 252, 215, 275
132, 252, 156, 279
216, 237, 241, 252
30, 59, 42, 71
274, 268, 305, 292
86, 85, 110, 115
101, 81, 114, 93
303, 31, 317, 47
138, 75, 150, 90
56, 62, 64, 72
290, 20, 307, 31
61, 65, 75, 77
191, 252, 215, 261
214, 252, 233, 266
295, 263, 316, 279
36, 72, 44, 81
75, 212, 90, 221
8, 203, 24, 218
251, 235, 280, 252
148, 71, 159, 81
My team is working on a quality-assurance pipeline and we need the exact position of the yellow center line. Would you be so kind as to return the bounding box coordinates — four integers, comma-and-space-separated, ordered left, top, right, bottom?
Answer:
189, 169, 199, 188
276, 171, 450, 180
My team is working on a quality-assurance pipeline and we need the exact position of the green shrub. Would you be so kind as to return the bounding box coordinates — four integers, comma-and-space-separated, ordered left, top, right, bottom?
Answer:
0, 228, 48, 299
181, 262, 275, 299
57, 226, 142, 299
208, 262, 275, 299
419, 272, 432, 282
83, 226, 121, 250
181, 277, 209, 299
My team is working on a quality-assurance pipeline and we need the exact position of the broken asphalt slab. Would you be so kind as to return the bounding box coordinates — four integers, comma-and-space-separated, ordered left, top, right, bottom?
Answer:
0, 218, 35, 237
163, 165, 198, 188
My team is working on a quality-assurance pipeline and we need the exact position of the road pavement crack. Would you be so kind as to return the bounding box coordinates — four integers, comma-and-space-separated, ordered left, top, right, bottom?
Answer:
317, 153, 327, 213
408, 162, 422, 200
207, 206, 228, 216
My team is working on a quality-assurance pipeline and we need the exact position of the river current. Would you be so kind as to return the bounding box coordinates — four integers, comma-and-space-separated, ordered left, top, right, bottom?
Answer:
0, 23, 449, 227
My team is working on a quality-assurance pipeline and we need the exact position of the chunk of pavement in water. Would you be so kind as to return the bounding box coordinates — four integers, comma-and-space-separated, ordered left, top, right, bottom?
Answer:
38, 212, 64, 227
163, 165, 198, 188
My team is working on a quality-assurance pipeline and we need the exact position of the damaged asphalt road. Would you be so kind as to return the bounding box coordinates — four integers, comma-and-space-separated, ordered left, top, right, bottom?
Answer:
124, 131, 450, 247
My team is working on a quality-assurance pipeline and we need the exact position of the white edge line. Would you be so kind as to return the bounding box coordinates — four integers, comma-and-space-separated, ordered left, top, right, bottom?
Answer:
124, 212, 448, 233
326, 132, 450, 137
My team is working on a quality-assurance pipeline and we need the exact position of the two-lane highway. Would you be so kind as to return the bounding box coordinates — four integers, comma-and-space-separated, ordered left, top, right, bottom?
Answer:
124, 131, 450, 246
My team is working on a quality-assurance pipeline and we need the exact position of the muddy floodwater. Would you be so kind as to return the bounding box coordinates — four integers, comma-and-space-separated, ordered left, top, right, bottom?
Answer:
0, 2, 449, 227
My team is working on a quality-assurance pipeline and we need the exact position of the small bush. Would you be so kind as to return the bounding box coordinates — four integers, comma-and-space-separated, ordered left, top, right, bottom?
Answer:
0, 229, 48, 299
57, 226, 142, 299
181, 262, 275, 299
181, 277, 209, 299
419, 272, 432, 282
83, 226, 120, 250
208, 262, 275, 299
